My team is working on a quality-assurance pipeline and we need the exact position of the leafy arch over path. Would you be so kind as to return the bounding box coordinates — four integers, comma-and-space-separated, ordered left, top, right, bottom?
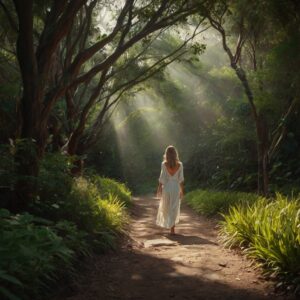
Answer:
6, 0, 210, 210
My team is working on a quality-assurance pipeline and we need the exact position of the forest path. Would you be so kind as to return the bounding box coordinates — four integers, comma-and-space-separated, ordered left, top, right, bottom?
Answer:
60, 196, 295, 300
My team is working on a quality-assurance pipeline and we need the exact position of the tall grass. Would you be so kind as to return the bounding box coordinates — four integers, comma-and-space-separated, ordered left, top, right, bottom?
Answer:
219, 193, 300, 291
185, 189, 258, 216
186, 189, 300, 292
54, 176, 129, 251
91, 176, 132, 207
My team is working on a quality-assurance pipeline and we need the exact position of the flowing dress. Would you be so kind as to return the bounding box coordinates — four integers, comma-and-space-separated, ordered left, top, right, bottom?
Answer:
156, 162, 184, 228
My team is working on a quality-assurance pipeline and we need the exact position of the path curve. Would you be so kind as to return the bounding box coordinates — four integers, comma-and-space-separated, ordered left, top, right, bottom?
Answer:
57, 196, 295, 300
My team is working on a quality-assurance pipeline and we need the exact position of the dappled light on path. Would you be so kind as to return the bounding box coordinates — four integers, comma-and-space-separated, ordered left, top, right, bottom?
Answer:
55, 196, 296, 300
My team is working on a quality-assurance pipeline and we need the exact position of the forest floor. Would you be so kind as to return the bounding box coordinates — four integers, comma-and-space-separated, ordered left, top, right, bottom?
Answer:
55, 196, 296, 300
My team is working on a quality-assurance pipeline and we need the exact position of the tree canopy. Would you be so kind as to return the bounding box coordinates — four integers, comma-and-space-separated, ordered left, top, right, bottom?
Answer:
0, 0, 299, 204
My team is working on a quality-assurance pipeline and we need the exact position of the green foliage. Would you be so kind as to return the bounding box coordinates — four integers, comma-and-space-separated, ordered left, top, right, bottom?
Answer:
219, 194, 300, 292
91, 176, 132, 207
185, 189, 259, 216
0, 150, 131, 298
0, 167, 131, 299
191, 42, 206, 55
30, 155, 129, 245
28, 152, 74, 219
0, 143, 16, 191
36, 176, 129, 252
67, 177, 128, 232
37, 152, 74, 204
0, 209, 89, 300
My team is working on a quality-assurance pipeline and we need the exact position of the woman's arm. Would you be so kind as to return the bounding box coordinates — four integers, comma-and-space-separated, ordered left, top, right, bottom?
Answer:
180, 182, 184, 199
157, 182, 162, 198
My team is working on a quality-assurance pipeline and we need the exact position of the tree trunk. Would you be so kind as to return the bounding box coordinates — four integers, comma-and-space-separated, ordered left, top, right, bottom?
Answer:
12, 0, 41, 211
12, 141, 39, 212
71, 158, 84, 176
67, 134, 85, 176
257, 115, 269, 195
67, 126, 84, 156
207, 15, 270, 195
232, 66, 269, 195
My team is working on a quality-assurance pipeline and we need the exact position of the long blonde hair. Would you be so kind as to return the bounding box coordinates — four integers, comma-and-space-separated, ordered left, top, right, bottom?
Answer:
163, 145, 179, 168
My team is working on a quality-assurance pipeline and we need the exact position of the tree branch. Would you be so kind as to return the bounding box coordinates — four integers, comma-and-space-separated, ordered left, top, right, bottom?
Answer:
0, 0, 18, 31
269, 97, 299, 158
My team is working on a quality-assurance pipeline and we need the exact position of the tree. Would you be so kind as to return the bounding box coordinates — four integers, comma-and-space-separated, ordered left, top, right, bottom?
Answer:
3, 0, 209, 210
205, 0, 300, 195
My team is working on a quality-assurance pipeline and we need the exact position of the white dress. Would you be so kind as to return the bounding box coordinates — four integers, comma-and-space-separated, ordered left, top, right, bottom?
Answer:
156, 162, 184, 228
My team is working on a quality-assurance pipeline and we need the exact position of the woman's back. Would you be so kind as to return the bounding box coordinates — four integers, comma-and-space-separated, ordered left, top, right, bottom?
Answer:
162, 162, 183, 184
156, 145, 184, 234
161, 161, 183, 182
164, 161, 181, 176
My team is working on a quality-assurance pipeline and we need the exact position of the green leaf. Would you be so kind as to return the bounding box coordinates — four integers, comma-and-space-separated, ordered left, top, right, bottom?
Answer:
0, 271, 23, 287
0, 286, 22, 300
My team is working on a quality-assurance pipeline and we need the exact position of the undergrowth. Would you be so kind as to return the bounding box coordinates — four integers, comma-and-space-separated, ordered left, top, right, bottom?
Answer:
219, 193, 300, 294
185, 189, 258, 216
185, 189, 300, 295
0, 153, 131, 300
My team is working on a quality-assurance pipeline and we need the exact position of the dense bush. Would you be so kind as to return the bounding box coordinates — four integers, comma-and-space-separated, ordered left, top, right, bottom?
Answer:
63, 177, 128, 250
30, 153, 130, 241
37, 153, 74, 204
185, 189, 258, 216
32, 174, 129, 251
0, 209, 89, 300
0, 174, 130, 300
219, 194, 300, 293
0, 151, 131, 299
0, 144, 17, 208
91, 176, 132, 207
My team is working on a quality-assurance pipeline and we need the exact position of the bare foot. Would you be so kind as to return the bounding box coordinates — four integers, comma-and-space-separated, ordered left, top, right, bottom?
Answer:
170, 226, 175, 235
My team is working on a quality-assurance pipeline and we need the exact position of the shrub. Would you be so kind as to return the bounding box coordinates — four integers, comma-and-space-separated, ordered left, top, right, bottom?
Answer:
185, 189, 258, 216
219, 194, 300, 292
37, 152, 74, 203
31, 159, 130, 249
0, 144, 17, 208
91, 176, 132, 207
54, 177, 128, 251
0, 175, 130, 299
0, 150, 131, 299
0, 209, 89, 300
0, 144, 16, 187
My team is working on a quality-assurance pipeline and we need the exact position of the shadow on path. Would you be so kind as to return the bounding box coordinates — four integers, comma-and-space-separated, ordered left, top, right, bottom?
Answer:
54, 196, 296, 300
59, 247, 284, 300
167, 234, 218, 246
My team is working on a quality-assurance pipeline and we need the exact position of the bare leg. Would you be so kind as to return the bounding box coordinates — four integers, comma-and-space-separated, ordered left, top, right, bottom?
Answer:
170, 225, 175, 235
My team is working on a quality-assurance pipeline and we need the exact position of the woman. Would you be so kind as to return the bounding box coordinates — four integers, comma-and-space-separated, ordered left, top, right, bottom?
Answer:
156, 145, 184, 235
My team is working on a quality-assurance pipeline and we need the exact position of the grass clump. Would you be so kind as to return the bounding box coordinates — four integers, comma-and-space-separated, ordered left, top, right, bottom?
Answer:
49, 176, 129, 251
219, 193, 300, 293
91, 176, 132, 207
185, 189, 258, 216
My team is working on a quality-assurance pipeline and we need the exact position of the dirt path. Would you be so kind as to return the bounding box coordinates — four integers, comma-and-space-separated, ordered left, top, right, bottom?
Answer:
57, 196, 295, 300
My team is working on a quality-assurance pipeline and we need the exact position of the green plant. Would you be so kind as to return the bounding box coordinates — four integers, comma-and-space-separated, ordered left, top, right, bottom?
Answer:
91, 176, 132, 207
219, 194, 300, 292
57, 177, 129, 251
185, 189, 258, 216
0, 144, 16, 188
37, 153, 74, 203
0, 209, 88, 300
